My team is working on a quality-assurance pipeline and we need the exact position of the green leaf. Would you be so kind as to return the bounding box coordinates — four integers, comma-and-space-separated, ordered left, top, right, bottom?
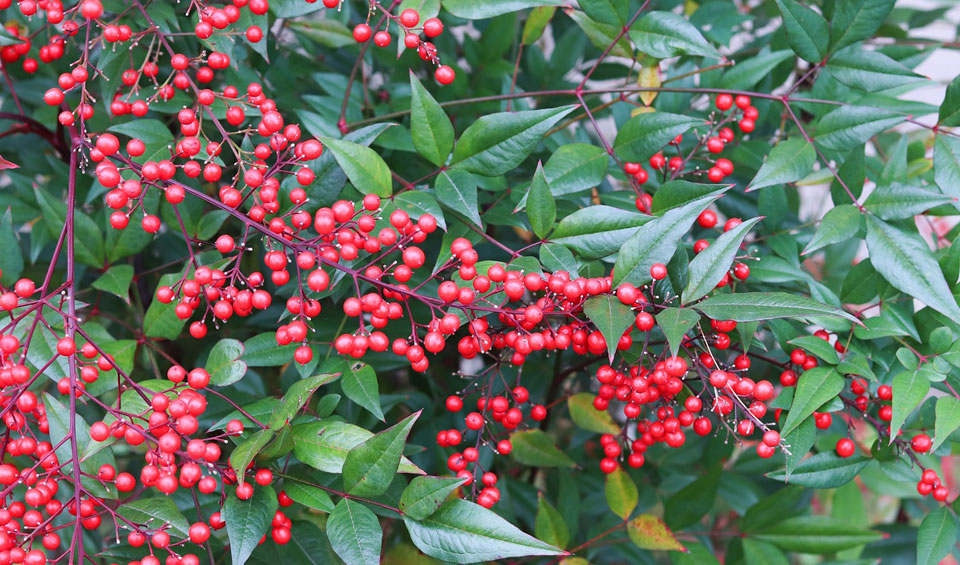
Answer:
815, 106, 905, 152
291, 420, 423, 474
410, 73, 454, 167
394, 191, 447, 231
934, 135, 960, 203
34, 186, 103, 268
583, 294, 636, 361
451, 106, 575, 176
655, 308, 701, 358
118, 498, 190, 539
694, 292, 859, 323
682, 217, 761, 303
613, 112, 706, 163
243, 332, 297, 366
206, 338, 246, 386
343, 411, 421, 497
828, 47, 924, 92
92, 265, 133, 303
542, 143, 608, 197
863, 183, 953, 220
225, 484, 278, 565
933, 396, 960, 451
722, 50, 794, 91
779, 366, 844, 436
567, 10, 633, 59
269, 373, 340, 429
327, 499, 382, 565
890, 369, 931, 442
775, 0, 828, 63
580, 0, 627, 26
231, 429, 274, 485
829, 0, 895, 53
108, 119, 175, 164
403, 498, 564, 563
320, 137, 393, 197
803, 205, 862, 255
436, 170, 483, 227
568, 393, 619, 434
752, 516, 881, 553
782, 417, 816, 479
917, 507, 958, 565
442, 0, 556, 19
288, 19, 354, 46
766, 452, 870, 488
941, 75, 960, 127
650, 181, 728, 215
328, 358, 385, 421
527, 162, 556, 239
552, 206, 652, 259
522, 6, 556, 44
742, 539, 790, 565
0, 208, 23, 286
400, 476, 469, 521
747, 139, 816, 191
787, 335, 840, 364
612, 190, 724, 288
664, 465, 720, 530
535, 494, 570, 549
604, 467, 638, 520
540, 243, 579, 277
285, 480, 335, 513
628, 515, 686, 552
509, 429, 576, 468
628, 11, 721, 59
865, 215, 960, 320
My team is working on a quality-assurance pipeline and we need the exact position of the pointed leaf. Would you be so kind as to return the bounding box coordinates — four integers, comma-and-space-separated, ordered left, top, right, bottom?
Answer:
941, 75, 960, 127
400, 476, 469, 521
748, 139, 816, 191
118, 498, 190, 539
583, 294, 636, 361
0, 208, 23, 286
815, 106, 905, 152
863, 183, 953, 220
766, 452, 869, 488
231, 429, 275, 485
866, 215, 960, 320
451, 106, 575, 176
225, 484, 278, 565
787, 335, 840, 365
828, 47, 924, 91
442, 0, 556, 19
436, 170, 483, 227
333, 359, 385, 421
932, 396, 960, 451
403, 498, 565, 563
613, 112, 706, 163
605, 467, 638, 520
829, 0, 895, 53
291, 420, 423, 474
775, 0, 828, 62
613, 191, 723, 288
285, 481, 335, 513
568, 393, 619, 434
752, 516, 881, 553
694, 292, 859, 323
628, 11, 721, 59
535, 494, 570, 549
917, 507, 958, 565
890, 369, 930, 442
527, 162, 556, 239
343, 411, 421, 497
803, 205, 862, 255
327, 499, 382, 565
205, 338, 246, 386
683, 217, 762, 303
269, 373, 341, 429
552, 206, 652, 259
655, 308, 700, 358
320, 137, 393, 197
779, 367, 843, 436
92, 265, 134, 303
627, 515, 685, 552
509, 429, 576, 468
410, 73, 454, 166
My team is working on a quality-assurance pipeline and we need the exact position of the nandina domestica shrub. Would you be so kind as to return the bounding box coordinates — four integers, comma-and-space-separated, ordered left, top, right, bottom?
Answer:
1, 0, 960, 563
